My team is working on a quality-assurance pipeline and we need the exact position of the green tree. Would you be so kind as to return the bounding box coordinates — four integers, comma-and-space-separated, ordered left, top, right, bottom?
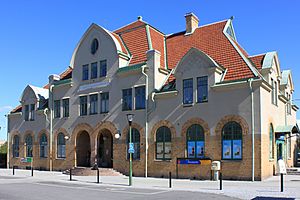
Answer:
0, 142, 7, 154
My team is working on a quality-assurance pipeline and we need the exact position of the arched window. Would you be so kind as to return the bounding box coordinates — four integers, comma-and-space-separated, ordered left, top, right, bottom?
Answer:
25, 135, 33, 158
57, 133, 66, 158
156, 126, 171, 160
269, 124, 274, 159
222, 122, 242, 160
13, 135, 19, 158
187, 124, 205, 158
127, 128, 140, 160
40, 133, 48, 158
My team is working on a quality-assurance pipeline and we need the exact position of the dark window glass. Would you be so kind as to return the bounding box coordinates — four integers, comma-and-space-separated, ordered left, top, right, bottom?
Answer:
13, 135, 19, 158
135, 86, 145, 110
30, 104, 35, 121
91, 39, 99, 54
100, 92, 109, 113
187, 124, 205, 158
57, 133, 66, 158
183, 79, 193, 104
25, 105, 29, 121
25, 135, 33, 158
40, 133, 48, 158
90, 94, 98, 115
54, 100, 61, 118
62, 99, 69, 118
91, 62, 98, 79
100, 60, 107, 77
82, 65, 89, 81
127, 128, 140, 160
222, 122, 242, 160
197, 76, 208, 103
122, 89, 132, 111
80, 96, 88, 116
156, 126, 172, 160
269, 124, 274, 159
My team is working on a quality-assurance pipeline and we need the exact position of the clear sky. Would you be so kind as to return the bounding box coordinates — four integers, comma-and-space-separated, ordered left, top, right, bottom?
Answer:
0, 0, 299, 140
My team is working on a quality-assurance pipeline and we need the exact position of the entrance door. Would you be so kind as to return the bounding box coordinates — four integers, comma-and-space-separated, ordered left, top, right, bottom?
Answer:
98, 130, 113, 168
76, 131, 91, 167
276, 140, 285, 161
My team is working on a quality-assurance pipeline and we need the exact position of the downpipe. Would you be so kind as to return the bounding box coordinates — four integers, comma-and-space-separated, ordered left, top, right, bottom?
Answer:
249, 78, 255, 182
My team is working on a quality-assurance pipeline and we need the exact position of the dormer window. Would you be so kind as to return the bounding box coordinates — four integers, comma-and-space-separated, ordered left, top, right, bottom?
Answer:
25, 105, 29, 121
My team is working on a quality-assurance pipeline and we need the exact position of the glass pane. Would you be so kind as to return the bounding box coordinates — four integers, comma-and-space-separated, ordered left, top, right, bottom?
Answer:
196, 141, 205, 158
164, 142, 172, 159
232, 140, 242, 159
222, 140, 232, 159
187, 141, 196, 158
183, 79, 193, 104
156, 142, 164, 159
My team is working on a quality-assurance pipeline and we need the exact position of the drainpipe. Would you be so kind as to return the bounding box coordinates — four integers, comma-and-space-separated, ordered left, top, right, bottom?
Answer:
141, 66, 149, 178
249, 78, 255, 181
49, 85, 54, 171
6, 114, 10, 169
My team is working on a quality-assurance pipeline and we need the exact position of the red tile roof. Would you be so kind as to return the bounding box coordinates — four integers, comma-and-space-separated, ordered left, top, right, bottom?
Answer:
249, 54, 266, 69
166, 21, 255, 81
149, 27, 166, 68
111, 32, 129, 55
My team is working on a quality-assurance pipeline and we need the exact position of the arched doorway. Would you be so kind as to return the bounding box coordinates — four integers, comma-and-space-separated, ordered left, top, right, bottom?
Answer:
76, 131, 91, 167
97, 129, 113, 168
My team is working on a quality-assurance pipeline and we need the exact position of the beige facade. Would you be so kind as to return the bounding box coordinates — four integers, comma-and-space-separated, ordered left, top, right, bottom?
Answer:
8, 14, 299, 180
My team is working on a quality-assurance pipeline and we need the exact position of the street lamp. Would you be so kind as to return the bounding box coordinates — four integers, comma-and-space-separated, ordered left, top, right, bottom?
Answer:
126, 114, 134, 186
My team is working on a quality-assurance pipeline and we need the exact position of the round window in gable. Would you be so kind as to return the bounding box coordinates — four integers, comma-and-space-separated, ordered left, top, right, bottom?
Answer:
91, 38, 99, 55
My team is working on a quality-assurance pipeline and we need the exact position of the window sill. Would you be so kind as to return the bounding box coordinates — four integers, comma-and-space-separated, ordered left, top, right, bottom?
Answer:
100, 112, 109, 114
221, 159, 242, 162
183, 103, 193, 107
197, 101, 208, 104
90, 113, 98, 115
56, 158, 66, 160
154, 159, 172, 162
135, 108, 145, 110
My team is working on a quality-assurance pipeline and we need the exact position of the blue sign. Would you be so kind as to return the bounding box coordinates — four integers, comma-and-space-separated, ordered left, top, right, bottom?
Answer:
128, 143, 135, 154
178, 159, 201, 165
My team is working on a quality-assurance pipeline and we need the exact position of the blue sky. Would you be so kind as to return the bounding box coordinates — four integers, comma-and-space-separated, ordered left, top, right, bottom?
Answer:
0, 0, 299, 140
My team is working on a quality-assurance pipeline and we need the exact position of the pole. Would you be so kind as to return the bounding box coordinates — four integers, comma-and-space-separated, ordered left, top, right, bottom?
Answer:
6, 114, 10, 169
31, 158, 33, 177
49, 86, 54, 171
13, 166, 15, 175
249, 78, 255, 182
281, 173, 283, 192
70, 168, 72, 181
169, 172, 172, 188
97, 168, 100, 184
129, 125, 133, 186
220, 172, 223, 190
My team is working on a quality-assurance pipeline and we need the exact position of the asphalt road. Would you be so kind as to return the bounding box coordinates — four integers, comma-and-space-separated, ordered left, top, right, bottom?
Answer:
0, 176, 238, 200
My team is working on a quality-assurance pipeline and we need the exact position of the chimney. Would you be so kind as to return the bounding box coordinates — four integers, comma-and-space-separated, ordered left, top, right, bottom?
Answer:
185, 12, 199, 34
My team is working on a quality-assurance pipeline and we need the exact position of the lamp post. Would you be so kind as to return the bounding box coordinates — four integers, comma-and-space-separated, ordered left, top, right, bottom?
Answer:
127, 114, 134, 186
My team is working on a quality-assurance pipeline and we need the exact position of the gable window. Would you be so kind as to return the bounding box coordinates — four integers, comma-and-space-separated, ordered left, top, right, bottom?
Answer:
274, 81, 278, 105
122, 88, 132, 111
100, 92, 109, 113
222, 121, 242, 160
62, 98, 69, 118
127, 128, 140, 160
40, 133, 48, 158
269, 124, 274, 159
91, 62, 98, 79
82, 64, 89, 81
100, 60, 107, 77
25, 105, 29, 121
156, 126, 172, 160
287, 94, 292, 115
54, 100, 61, 118
25, 135, 33, 158
80, 96, 88, 116
187, 124, 205, 158
271, 78, 278, 106
13, 135, 19, 158
90, 94, 98, 115
30, 104, 35, 121
135, 86, 145, 110
197, 76, 208, 103
57, 133, 66, 159
183, 79, 193, 104
91, 38, 99, 55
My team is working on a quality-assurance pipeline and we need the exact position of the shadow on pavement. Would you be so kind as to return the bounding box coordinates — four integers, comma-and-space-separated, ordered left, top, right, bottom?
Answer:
252, 197, 295, 200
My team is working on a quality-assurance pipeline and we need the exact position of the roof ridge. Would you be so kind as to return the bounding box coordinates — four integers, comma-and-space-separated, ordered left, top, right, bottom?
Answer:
114, 20, 147, 33
249, 53, 267, 58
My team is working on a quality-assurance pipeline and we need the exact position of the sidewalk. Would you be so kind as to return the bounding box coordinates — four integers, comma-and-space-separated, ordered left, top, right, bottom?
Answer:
0, 169, 299, 200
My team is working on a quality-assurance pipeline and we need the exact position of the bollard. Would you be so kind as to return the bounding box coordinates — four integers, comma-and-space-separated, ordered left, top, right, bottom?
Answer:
70, 169, 72, 181
169, 172, 172, 188
13, 166, 15, 176
220, 172, 223, 191
97, 168, 100, 184
31, 167, 33, 177
281, 173, 283, 192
